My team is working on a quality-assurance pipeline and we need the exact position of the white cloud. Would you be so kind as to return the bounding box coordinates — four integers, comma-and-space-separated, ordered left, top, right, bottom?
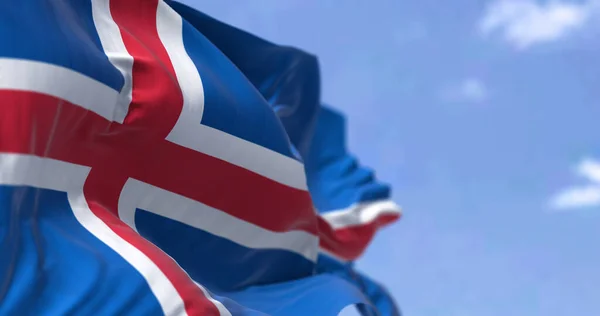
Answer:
549, 158, 600, 211
576, 158, 600, 182
549, 185, 600, 210
479, 0, 597, 49
440, 78, 489, 103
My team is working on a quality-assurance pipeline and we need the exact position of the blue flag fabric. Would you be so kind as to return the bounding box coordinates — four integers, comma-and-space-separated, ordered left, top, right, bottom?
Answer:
0, 1, 400, 315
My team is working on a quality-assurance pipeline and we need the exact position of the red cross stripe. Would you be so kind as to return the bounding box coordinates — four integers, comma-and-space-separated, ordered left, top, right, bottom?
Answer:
0, 0, 317, 314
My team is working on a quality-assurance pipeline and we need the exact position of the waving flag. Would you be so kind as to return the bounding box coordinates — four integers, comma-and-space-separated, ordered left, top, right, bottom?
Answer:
0, 1, 400, 315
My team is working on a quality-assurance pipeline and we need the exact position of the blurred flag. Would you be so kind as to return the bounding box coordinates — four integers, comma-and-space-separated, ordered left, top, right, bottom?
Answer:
0, 1, 400, 315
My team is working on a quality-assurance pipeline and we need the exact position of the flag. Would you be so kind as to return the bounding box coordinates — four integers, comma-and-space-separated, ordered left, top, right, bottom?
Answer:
0, 1, 400, 315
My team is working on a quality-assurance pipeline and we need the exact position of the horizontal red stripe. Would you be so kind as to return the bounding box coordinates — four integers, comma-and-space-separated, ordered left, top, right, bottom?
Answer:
0, 90, 317, 235
0, 89, 400, 262
318, 212, 401, 261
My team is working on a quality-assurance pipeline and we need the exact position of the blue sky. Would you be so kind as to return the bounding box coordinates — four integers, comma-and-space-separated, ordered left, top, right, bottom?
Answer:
182, 1, 600, 315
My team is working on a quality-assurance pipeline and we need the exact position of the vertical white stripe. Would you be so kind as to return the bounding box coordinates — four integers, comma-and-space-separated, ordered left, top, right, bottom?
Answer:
117, 177, 140, 232
155, 1, 206, 141
154, 1, 309, 191
0, 154, 187, 315
91, 0, 134, 123
194, 282, 233, 316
